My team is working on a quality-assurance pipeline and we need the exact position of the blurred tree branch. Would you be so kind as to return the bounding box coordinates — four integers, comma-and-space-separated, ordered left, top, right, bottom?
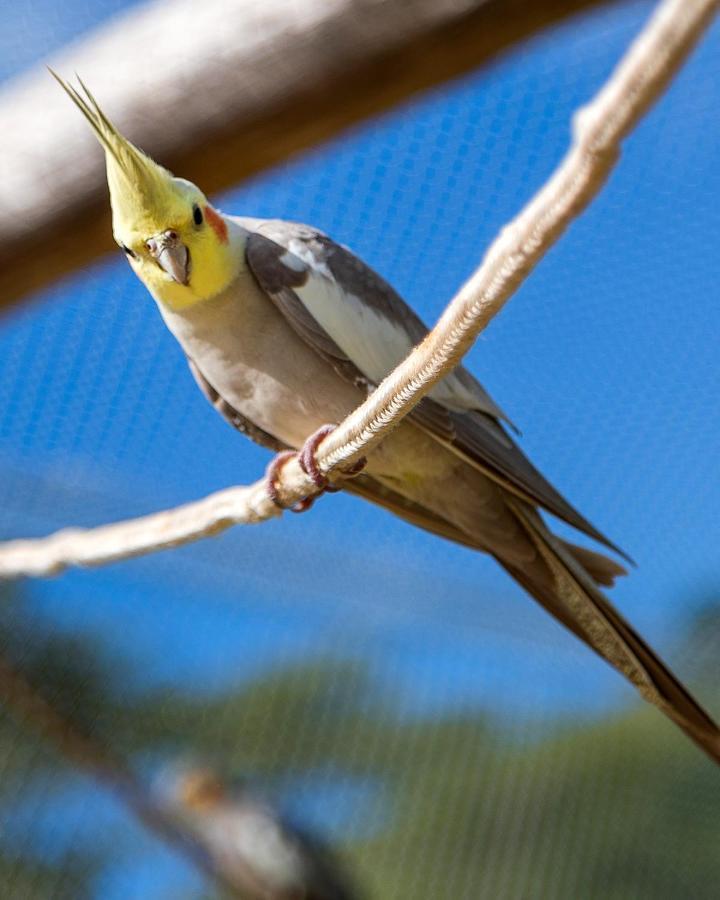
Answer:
0, 588, 365, 897
0, 0, 618, 309
0, 648, 267, 898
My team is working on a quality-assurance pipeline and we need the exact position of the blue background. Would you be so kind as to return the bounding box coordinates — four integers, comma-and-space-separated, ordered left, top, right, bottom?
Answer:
1, 0, 719, 896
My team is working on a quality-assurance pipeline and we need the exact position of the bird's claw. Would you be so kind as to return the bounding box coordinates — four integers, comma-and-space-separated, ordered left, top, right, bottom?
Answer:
265, 448, 319, 513
265, 424, 366, 513
298, 423, 367, 491
298, 424, 338, 491
265, 451, 300, 511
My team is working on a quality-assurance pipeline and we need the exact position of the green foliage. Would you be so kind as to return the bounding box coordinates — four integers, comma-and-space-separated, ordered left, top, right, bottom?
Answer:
1, 581, 719, 899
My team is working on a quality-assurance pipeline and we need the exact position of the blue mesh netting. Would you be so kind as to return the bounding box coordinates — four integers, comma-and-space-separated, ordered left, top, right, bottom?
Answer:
1, 1, 720, 897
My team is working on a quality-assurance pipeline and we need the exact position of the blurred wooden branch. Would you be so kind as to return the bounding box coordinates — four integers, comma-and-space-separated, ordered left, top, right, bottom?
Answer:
0, 0, 616, 309
0, 654, 252, 897
0, 0, 716, 580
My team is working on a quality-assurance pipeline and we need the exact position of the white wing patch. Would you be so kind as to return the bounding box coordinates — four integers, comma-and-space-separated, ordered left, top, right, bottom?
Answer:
291, 257, 486, 412
294, 274, 411, 384
278, 249, 306, 273
287, 238, 333, 279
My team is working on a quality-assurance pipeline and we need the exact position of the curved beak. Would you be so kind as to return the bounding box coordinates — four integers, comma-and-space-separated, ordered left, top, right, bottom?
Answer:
146, 230, 190, 285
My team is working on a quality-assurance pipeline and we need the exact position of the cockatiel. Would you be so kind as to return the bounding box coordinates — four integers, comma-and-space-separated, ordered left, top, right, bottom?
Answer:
56, 75, 720, 764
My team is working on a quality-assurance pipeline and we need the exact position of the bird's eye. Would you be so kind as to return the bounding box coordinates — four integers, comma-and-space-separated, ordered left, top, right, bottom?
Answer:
192, 204, 203, 226
120, 243, 136, 259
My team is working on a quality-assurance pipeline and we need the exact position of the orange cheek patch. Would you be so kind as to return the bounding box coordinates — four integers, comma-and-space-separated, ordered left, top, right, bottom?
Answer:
205, 205, 228, 243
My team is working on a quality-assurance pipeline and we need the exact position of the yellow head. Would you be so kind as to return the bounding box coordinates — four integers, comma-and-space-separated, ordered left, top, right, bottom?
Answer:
53, 73, 238, 309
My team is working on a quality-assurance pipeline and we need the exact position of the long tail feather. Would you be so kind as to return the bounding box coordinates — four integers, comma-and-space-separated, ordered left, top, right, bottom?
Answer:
499, 501, 720, 765
345, 474, 720, 764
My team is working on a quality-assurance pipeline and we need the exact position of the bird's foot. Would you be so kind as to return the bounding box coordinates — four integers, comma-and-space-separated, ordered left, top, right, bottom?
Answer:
298, 424, 340, 493
265, 424, 366, 513
265, 451, 314, 513
299, 424, 367, 491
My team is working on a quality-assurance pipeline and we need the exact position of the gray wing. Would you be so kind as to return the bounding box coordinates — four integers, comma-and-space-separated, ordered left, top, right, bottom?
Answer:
243, 219, 628, 560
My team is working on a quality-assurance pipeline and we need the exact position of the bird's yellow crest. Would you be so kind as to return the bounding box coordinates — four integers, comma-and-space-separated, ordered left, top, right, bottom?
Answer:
53, 72, 239, 308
